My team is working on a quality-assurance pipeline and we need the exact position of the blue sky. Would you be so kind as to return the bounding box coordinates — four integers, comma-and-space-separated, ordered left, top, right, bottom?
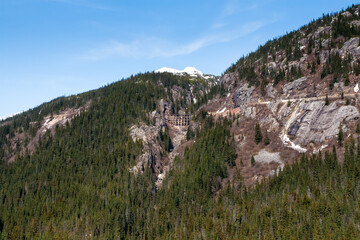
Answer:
0, 0, 358, 118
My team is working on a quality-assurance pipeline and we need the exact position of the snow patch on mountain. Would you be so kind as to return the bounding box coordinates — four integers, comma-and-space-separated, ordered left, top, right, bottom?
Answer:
183, 67, 203, 76
0, 112, 21, 121
155, 67, 204, 77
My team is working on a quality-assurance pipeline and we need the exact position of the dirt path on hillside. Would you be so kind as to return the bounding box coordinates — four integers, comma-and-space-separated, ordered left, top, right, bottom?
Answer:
252, 93, 358, 105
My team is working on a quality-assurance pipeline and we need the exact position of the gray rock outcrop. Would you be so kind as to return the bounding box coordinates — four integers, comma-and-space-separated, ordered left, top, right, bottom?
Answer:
277, 101, 296, 121
129, 124, 163, 174
267, 62, 277, 71
159, 99, 173, 114
351, 20, 360, 27
220, 72, 238, 91
312, 26, 331, 38
319, 50, 329, 64
342, 11, 352, 18
288, 101, 359, 144
283, 77, 307, 95
129, 111, 165, 175
232, 84, 255, 108
339, 37, 360, 58
260, 115, 279, 131
244, 106, 257, 119
254, 149, 282, 168
266, 84, 278, 99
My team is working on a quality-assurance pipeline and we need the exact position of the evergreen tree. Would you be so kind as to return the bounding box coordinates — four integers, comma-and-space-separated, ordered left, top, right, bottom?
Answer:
325, 94, 329, 105
260, 79, 267, 97
186, 126, 194, 140
251, 155, 256, 166
264, 131, 270, 145
338, 124, 344, 146
311, 62, 316, 74
345, 75, 350, 86
254, 123, 262, 144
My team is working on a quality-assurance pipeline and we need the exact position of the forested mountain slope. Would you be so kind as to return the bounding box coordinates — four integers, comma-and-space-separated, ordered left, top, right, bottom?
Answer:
204, 3, 360, 185
2, 4, 360, 239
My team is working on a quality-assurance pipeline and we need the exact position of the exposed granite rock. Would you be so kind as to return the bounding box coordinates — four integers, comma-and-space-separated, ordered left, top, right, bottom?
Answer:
342, 11, 352, 18
244, 106, 257, 119
283, 77, 307, 95
334, 82, 345, 91
312, 26, 331, 38
299, 37, 307, 46
171, 86, 183, 103
220, 72, 238, 91
356, 8, 360, 16
129, 111, 165, 175
260, 115, 279, 131
351, 47, 360, 58
288, 61, 300, 69
280, 58, 287, 69
155, 125, 188, 188
300, 54, 308, 64
266, 84, 277, 99
339, 37, 360, 57
330, 48, 339, 56
319, 50, 329, 63
277, 102, 296, 121
321, 39, 330, 48
232, 84, 255, 108
178, 110, 186, 115
159, 99, 173, 115
129, 124, 161, 174
268, 101, 281, 116
254, 150, 283, 169
289, 101, 360, 144
351, 20, 360, 27
267, 62, 277, 71
169, 84, 198, 107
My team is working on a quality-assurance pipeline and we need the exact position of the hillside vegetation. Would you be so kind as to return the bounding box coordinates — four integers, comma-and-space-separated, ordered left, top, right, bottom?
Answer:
1, 4, 360, 239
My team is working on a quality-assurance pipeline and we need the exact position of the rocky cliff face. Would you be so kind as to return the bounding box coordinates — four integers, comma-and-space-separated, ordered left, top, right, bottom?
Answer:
205, 72, 360, 185
196, 5, 360, 184
1, 101, 91, 163
289, 101, 359, 145
128, 114, 164, 175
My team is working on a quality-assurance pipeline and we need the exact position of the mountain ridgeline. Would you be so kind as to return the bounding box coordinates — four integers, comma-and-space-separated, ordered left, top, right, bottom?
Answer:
2, 4, 360, 239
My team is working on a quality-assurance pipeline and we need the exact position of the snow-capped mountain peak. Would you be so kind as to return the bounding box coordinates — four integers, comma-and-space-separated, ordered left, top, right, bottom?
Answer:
183, 67, 203, 76
155, 67, 204, 77
0, 112, 21, 121
155, 67, 182, 75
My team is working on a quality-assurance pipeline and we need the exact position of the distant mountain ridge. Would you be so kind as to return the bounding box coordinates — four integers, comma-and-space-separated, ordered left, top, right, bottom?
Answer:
155, 66, 216, 79
155, 66, 203, 76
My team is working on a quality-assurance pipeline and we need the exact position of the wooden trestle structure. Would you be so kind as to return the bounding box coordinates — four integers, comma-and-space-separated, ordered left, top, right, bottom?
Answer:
164, 114, 191, 126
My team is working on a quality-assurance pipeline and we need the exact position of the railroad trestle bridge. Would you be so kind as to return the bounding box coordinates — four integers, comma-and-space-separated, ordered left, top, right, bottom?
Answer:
164, 114, 191, 126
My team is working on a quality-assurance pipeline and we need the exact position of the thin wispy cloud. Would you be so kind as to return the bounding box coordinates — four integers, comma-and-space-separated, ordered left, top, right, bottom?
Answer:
46, 0, 114, 10
212, 0, 259, 29
79, 19, 274, 61
79, 37, 211, 60
223, 1, 259, 16
78, 0, 277, 61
